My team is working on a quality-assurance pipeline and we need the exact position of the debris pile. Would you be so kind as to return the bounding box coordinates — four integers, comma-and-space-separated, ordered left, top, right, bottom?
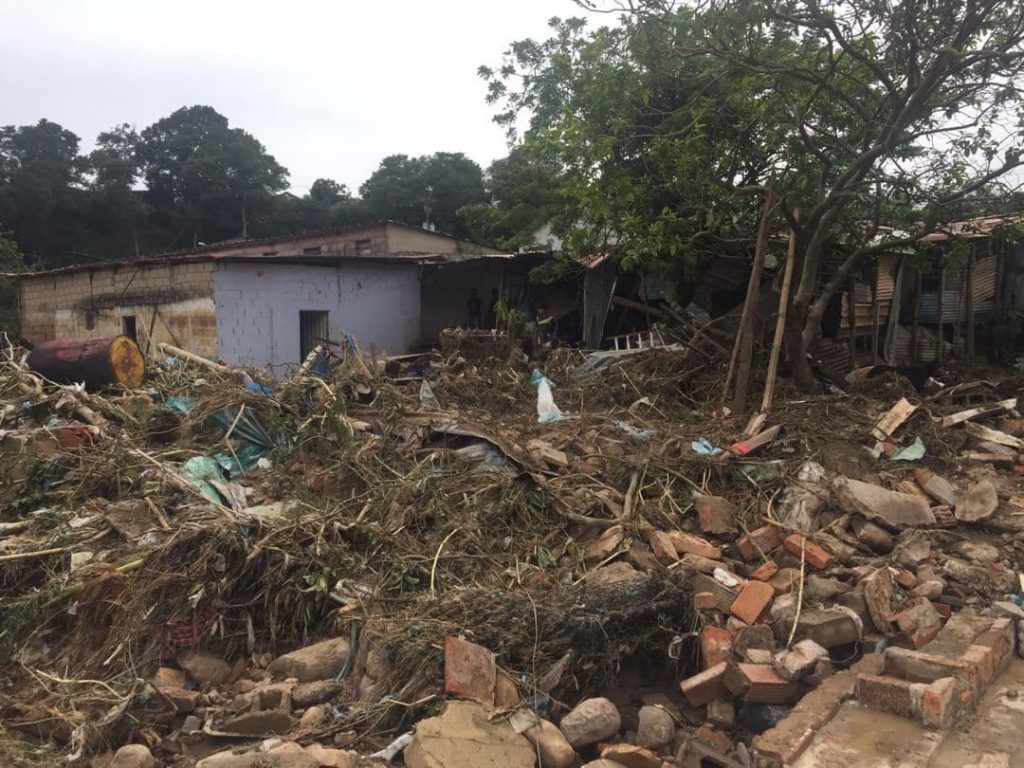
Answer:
1, 336, 1023, 767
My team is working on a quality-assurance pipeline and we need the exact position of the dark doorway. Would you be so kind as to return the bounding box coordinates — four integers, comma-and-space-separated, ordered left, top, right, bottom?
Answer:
121, 315, 137, 341
299, 311, 329, 359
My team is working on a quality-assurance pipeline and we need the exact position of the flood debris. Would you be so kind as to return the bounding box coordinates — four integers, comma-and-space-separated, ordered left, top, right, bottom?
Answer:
1, 336, 1024, 767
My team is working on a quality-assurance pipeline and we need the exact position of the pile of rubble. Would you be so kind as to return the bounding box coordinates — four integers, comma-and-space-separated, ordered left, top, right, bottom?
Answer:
1, 334, 1024, 768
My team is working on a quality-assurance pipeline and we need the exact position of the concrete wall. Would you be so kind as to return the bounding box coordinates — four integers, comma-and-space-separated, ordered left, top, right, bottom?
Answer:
214, 261, 421, 371
18, 262, 217, 356
420, 261, 508, 341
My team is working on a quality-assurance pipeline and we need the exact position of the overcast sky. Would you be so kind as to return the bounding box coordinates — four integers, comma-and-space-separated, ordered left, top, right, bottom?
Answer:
0, 0, 595, 194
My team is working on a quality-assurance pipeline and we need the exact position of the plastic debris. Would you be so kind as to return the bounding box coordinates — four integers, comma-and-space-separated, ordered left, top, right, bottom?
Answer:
890, 436, 927, 461
532, 369, 567, 423
419, 380, 441, 409
691, 437, 721, 455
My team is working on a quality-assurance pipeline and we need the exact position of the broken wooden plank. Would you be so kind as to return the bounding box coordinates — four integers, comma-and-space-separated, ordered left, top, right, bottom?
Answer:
964, 421, 1024, 450
742, 412, 767, 440
963, 451, 1017, 467
871, 398, 917, 441
730, 424, 782, 456
939, 398, 1018, 429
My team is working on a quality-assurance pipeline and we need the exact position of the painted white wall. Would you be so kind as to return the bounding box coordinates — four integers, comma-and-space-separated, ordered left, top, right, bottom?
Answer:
214, 261, 421, 372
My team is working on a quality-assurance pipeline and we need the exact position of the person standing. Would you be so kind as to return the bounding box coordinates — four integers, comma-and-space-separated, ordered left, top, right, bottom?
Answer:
467, 288, 482, 329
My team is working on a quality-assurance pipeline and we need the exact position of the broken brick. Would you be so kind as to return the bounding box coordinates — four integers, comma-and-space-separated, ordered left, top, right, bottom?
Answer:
444, 636, 496, 704
767, 567, 799, 595
667, 530, 722, 560
730, 580, 775, 625
695, 495, 738, 537
895, 569, 918, 589
749, 560, 780, 582
679, 661, 728, 706
737, 525, 783, 561
700, 626, 734, 669
695, 724, 734, 754
694, 592, 718, 610
600, 743, 662, 768
782, 534, 833, 570
646, 529, 679, 563
725, 663, 799, 703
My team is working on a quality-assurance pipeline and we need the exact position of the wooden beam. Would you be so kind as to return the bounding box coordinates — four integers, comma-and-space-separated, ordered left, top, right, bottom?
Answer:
964, 421, 1024, 450
966, 246, 976, 361
761, 215, 798, 414
911, 268, 921, 363
847, 281, 857, 369
939, 398, 1017, 429
871, 271, 881, 364
871, 397, 917, 441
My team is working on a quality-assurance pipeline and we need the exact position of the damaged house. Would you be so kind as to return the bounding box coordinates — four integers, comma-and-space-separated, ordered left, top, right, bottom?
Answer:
13, 222, 548, 370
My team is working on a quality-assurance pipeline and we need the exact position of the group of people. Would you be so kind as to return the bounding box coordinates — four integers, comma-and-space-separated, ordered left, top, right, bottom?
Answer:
466, 287, 558, 349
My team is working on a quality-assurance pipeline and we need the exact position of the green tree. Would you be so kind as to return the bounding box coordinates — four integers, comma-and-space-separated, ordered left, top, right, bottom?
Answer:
460, 146, 565, 250
485, 1, 1024, 388
0, 232, 27, 336
137, 106, 288, 245
0, 119, 88, 267
359, 152, 487, 238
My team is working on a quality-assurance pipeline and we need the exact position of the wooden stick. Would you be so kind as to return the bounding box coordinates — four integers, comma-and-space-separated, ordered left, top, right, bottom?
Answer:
761, 214, 798, 414
911, 268, 921, 363
0, 546, 67, 563
937, 265, 945, 365
966, 246, 975, 361
871, 270, 881, 364
847, 280, 857, 369
785, 538, 806, 649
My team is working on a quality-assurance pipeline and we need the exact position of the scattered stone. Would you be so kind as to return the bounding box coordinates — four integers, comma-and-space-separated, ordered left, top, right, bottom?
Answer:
584, 562, 644, 586
805, 575, 849, 602
404, 700, 534, 768
177, 651, 232, 686
559, 697, 622, 747
635, 704, 675, 749
700, 625, 734, 668
267, 637, 350, 683
647, 529, 679, 563
219, 709, 295, 736
770, 594, 797, 624
893, 597, 944, 648
912, 580, 945, 600
778, 609, 862, 649
707, 699, 736, 728
992, 601, 1024, 620
733, 624, 776, 658
895, 533, 932, 568
913, 468, 959, 508
298, 705, 325, 728
772, 639, 829, 681
291, 679, 343, 708
744, 648, 774, 665
851, 518, 894, 554
863, 568, 899, 631
695, 723, 736, 754
523, 718, 578, 768
958, 541, 1000, 563
152, 666, 188, 690
197, 749, 318, 767
182, 714, 202, 732
108, 745, 156, 768
737, 525, 784, 561
667, 530, 722, 560
444, 636, 496, 705
955, 480, 999, 523
600, 743, 662, 768
767, 568, 799, 595
832, 476, 936, 528
304, 744, 357, 767
682, 553, 721, 573
724, 664, 800, 703
695, 495, 738, 537
581, 761, 629, 768
494, 672, 521, 708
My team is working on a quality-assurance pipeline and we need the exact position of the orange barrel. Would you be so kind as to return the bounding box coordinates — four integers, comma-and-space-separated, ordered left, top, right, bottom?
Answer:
27, 335, 145, 391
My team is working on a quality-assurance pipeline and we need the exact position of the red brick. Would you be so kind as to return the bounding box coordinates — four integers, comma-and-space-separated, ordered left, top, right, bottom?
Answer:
700, 626, 734, 669
600, 743, 662, 768
694, 592, 718, 610
667, 530, 722, 560
695, 495, 738, 537
695, 724, 734, 754
782, 534, 833, 570
932, 602, 952, 618
895, 569, 918, 589
730, 581, 775, 625
749, 560, 779, 582
737, 525, 783, 561
726, 663, 799, 703
647, 529, 679, 563
680, 661, 728, 706
767, 567, 798, 595
444, 636, 496, 704
920, 677, 959, 730
781, 727, 816, 765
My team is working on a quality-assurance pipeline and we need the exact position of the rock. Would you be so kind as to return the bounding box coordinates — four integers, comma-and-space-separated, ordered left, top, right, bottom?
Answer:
304, 744, 357, 767
635, 704, 675, 749
804, 576, 850, 602
292, 679, 343, 708
404, 700, 534, 768
695, 495, 738, 537
733, 624, 776, 658
219, 709, 295, 735
893, 597, 944, 648
681, 553, 721, 574
851, 519, 894, 554
707, 699, 736, 728
108, 745, 156, 768
299, 705, 325, 728
197, 750, 318, 768
584, 562, 644, 585
992, 601, 1024, 620
600, 743, 662, 768
744, 648, 773, 664
581, 761, 628, 768
770, 594, 797, 624
268, 637, 350, 683
559, 697, 622, 747
444, 636, 496, 704
863, 568, 898, 631
895, 533, 932, 568
152, 666, 188, 690
958, 541, 1000, 563
585, 525, 625, 562
913, 468, 959, 507
523, 718, 578, 768
494, 672, 521, 708
832, 476, 935, 528
955, 480, 999, 522
911, 580, 945, 600
772, 639, 829, 681
777, 609, 861, 648
178, 651, 233, 686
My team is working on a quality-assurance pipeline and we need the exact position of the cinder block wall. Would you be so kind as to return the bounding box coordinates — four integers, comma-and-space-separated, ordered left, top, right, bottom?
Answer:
18, 261, 218, 356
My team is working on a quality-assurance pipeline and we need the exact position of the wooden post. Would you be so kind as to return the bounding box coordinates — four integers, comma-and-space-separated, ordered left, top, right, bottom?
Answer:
847, 280, 857, 370
725, 191, 775, 410
761, 214, 799, 414
937, 264, 946, 365
871, 267, 881, 364
966, 245, 976, 361
28, 336, 145, 391
911, 268, 921, 363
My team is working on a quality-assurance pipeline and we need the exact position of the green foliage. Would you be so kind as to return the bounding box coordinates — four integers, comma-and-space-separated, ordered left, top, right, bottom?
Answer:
359, 152, 487, 238
0, 232, 26, 336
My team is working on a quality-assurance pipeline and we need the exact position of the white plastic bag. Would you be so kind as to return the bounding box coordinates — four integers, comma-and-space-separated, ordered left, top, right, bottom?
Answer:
531, 369, 566, 423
